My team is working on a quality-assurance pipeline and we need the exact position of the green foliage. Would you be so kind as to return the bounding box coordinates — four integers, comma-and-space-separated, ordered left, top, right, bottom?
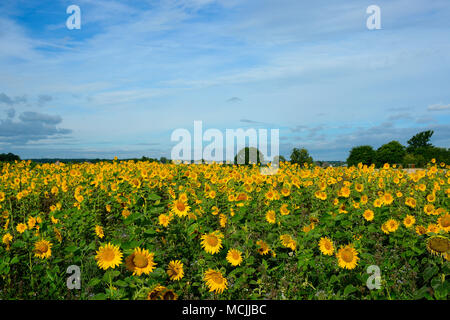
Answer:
375, 141, 406, 167
234, 147, 264, 165
290, 148, 313, 165
346, 146, 375, 167
0, 153, 21, 162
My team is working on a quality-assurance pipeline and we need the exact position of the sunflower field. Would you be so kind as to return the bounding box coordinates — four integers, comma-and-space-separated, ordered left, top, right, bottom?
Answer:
0, 159, 449, 300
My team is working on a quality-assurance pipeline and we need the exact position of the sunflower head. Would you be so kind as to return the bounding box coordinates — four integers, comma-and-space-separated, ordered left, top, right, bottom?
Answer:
125, 247, 156, 275
336, 245, 359, 270
426, 235, 450, 257
318, 237, 334, 256
226, 249, 243, 266
95, 242, 123, 270
204, 269, 228, 294
200, 231, 223, 254
167, 260, 184, 281
34, 239, 52, 259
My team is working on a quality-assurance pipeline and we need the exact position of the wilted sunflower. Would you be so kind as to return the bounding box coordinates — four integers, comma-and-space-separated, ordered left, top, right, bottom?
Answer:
95, 242, 123, 270
200, 231, 223, 254
336, 245, 359, 270
426, 235, 450, 257
318, 237, 334, 255
125, 247, 156, 275
204, 269, 228, 294
34, 239, 52, 259
226, 249, 243, 266
162, 289, 178, 300
167, 260, 184, 280
147, 285, 167, 300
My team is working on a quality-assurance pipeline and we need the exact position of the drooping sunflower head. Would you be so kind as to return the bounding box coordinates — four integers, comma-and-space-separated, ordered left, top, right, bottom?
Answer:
34, 239, 52, 259
125, 247, 156, 275
95, 242, 123, 270
162, 289, 178, 300
204, 269, 228, 294
318, 237, 334, 256
280, 234, 296, 251
226, 249, 243, 266
200, 231, 223, 254
167, 260, 184, 281
426, 235, 450, 257
147, 285, 167, 300
336, 245, 359, 270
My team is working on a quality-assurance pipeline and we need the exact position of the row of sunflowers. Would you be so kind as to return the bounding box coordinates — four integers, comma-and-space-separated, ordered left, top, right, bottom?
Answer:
0, 159, 449, 299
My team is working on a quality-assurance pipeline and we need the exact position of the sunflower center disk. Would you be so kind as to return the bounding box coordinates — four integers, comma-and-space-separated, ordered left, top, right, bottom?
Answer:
133, 254, 149, 268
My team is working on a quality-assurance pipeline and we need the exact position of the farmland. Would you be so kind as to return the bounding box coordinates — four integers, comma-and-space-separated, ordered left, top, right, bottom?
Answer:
0, 160, 449, 299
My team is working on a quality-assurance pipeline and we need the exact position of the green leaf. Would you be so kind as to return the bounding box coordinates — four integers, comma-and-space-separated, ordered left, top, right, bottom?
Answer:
91, 293, 108, 300
344, 284, 357, 296
423, 265, 439, 282
148, 193, 161, 201
88, 278, 101, 287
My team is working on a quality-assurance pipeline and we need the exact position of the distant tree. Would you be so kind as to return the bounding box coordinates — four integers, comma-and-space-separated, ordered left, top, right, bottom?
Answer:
160, 157, 169, 164
346, 146, 375, 167
290, 148, 313, 165
234, 147, 264, 165
407, 130, 433, 153
0, 153, 21, 162
375, 141, 406, 167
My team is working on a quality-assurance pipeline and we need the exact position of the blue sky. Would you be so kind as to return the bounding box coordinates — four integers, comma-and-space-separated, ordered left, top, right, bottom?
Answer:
0, 0, 449, 160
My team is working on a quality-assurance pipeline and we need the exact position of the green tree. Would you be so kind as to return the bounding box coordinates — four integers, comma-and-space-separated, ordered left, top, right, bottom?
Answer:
0, 153, 21, 162
290, 148, 313, 165
375, 141, 406, 167
346, 145, 375, 167
234, 147, 264, 165
407, 130, 433, 153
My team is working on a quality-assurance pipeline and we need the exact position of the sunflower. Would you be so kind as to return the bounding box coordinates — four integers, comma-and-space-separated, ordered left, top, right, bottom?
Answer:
427, 223, 440, 234
219, 214, 227, 228
280, 234, 296, 251
200, 231, 223, 254
147, 285, 167, 300
256, 240, 270, 255
386, 219, 399, 233
27, 216, 36, 229
167, 260, 184, 280
383, 193, 394, 205
171, 199, 190, 217
318, 237, 334, 255
95, 242, 123, 270
426, 235, 450, 257
204, 269, 228, 294
363, 209, 374, 221
125, 247, 156, 275
158, 213, 172, 227
162, 289, 178, 300
280, 204, 290, 215
336, 245, 359, 270
416, 225, 427, 236
226, 249, 243, 266
34, 239, 52, 259
95, 225, 104, 239
2, 233, 12, 249
437, 213, 450, 232
16, 223, 27, 234
424, 204, 435, 215
265, 210, 276, 224
403, 215, 416, 228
